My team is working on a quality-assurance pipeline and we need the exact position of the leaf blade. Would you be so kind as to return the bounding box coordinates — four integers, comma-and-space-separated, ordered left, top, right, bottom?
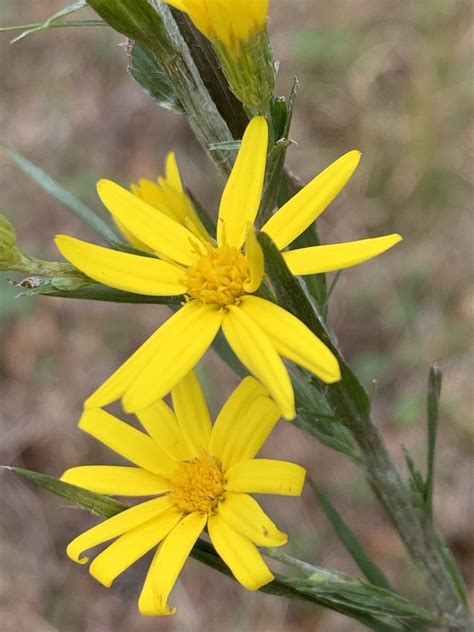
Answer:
308, 478, 392, 590
3, 145, 124, 248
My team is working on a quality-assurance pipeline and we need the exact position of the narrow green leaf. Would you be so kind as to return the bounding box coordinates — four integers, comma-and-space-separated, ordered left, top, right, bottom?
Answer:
293, 377, 362, 463
264, 550, 437, 631
424, 365, 442, 520
0, 20, 105, 37
3, 145, 123, 248
326, 269, 343, 303
258, 81, 299, 227
128, 41, 184, 113
17, 279, 182, 304
433, 530, 468, 606
9, 467, 127, 517
402, 447, 426, 514
257, 230, 371, 423
308, 479, 392, 590
192, 541, 410, 632
86, 0, 170, 51
170, 10, 248, 139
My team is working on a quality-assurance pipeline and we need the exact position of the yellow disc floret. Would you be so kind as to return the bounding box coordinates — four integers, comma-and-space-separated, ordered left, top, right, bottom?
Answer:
185, 244, 250, 305
169, 455, 224, 514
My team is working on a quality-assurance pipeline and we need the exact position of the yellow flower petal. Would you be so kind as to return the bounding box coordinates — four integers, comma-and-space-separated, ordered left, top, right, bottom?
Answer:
165, 152, 183, 192
218, 492, 287, 547
225, 459, 306, 496
243, 223, 264, 292
262, 150, 361, 250
55, 235, 186, 296
239, 295, 341, 384
136, 400, 194, 462
283, 234, 403, 275
165, 0, 268, 46
210, 376, 280, 470
61, 466, 170, 496
89, 508, 182, 587
132, 179, 178, 221
171, 370, 213, 456
96, 179, 202, 265
85, 317, 179, 410
222, 305, 295, 420
122, 303, 222, 413
217, 117, 268, 249
207, 513, 274, 590
139, 512, 206, 616
66, 495, 173, 564
113, 218, 155, 254
207, 1, 233, 46
79, 409, 177, 477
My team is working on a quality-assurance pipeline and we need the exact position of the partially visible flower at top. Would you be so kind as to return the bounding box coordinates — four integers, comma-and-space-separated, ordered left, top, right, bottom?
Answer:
56, 116, 402, 419
62, 371, 305, 616
165, 0, 274, 112
165, 0, 268, 49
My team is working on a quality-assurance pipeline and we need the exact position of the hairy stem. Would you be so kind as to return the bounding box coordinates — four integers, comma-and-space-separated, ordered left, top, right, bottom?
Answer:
325, 381, 471, 630
149, 0, 236, 174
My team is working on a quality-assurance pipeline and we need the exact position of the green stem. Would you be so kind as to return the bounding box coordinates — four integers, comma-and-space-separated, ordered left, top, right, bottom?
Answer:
0, 20, 105, 33
15, 252, 80, 277
259, 233, 471, 630
149, 1, 236, 175
325, 383, 471, 630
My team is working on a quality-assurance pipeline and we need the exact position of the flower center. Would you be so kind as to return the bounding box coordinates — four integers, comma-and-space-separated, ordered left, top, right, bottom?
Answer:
169, 455, 224, 514
184, 245, 250, 305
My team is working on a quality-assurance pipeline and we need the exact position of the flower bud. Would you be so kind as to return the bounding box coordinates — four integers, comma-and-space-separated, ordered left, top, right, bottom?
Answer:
0, 213, 22, 270
214, 27, 275, 114
165, 0, 275, 113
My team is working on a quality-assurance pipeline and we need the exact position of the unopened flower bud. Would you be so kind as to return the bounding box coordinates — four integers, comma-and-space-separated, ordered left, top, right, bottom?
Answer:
0, 213, 22, 270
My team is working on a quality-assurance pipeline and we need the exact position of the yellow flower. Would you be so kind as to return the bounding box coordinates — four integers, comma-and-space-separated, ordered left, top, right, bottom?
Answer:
55, 116, 401, 419
119, 152, 211, 251
164, 0, 274, 110
62, 372, 306, 616
165, 0, 268, 51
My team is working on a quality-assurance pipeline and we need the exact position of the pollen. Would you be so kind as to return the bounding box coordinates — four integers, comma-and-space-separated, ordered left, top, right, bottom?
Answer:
169, 455, 225, 514
184, 244, 250, 305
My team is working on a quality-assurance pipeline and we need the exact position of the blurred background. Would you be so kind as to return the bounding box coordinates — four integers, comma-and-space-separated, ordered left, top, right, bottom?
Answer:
0, 1, 472, 630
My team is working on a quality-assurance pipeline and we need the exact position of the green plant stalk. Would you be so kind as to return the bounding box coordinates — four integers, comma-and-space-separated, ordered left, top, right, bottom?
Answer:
323, 380, 471, 630
87, 0, 235, 174
258, 232, 471, 630
169, 10, 248, 139
11, 252, 79, 277
148, 1, 236, 174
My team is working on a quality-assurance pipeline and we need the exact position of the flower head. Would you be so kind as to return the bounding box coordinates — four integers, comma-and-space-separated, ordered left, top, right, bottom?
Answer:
56, 116, 401, 419
165, 1, 274, 110
62, 372, 306, 616
165, 0, 268, 50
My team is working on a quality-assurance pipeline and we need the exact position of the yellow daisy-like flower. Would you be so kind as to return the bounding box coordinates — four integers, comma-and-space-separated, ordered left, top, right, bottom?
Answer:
62, 372, 306, 616
55, 116, 401, 419
165, 0, 268, 51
